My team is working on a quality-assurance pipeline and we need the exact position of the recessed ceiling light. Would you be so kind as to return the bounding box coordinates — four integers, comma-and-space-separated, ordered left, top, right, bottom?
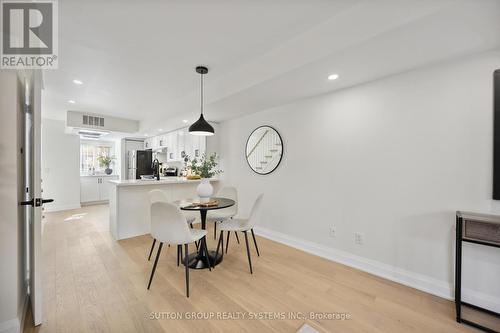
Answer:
328, 74, 339, 81
68, 100, 76, 104
158, 128, 163, 132
144, 133, 149, 136
183, 119, 188, 123
73, 79, 83, 85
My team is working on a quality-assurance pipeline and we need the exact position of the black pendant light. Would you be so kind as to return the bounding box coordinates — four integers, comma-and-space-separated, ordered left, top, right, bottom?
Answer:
189, 66, 215, 136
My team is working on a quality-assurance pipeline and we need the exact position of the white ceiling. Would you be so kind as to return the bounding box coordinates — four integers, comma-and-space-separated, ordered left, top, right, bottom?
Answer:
42, 0, 500, 135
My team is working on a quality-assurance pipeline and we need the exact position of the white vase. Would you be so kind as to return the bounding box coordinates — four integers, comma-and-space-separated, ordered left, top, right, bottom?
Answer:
197, 178, 213, 203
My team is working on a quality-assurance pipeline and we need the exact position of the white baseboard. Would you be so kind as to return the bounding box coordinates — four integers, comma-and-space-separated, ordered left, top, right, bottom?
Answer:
44, 203, 81, 212
0, 292, 29, 333
253, 226, 500, 312
0, 318, 20, 333
81, 200, 108, 206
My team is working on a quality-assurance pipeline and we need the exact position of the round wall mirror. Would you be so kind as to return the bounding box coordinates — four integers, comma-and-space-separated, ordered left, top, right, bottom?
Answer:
245, 126, 283, 175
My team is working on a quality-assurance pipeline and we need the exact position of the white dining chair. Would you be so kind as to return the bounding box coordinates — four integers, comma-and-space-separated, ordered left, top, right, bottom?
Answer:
215, 194, 263, 274
148, 201, 210, 297
147, 189, 199, 263
207, 187, 239, 248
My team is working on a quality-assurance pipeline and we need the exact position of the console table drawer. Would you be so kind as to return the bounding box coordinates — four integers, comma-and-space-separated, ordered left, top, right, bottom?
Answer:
463, 219, 500, 245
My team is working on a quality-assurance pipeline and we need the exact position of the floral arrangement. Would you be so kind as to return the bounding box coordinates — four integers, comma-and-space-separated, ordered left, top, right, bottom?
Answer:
189, 153, 223, 178
97, 155, 114, 168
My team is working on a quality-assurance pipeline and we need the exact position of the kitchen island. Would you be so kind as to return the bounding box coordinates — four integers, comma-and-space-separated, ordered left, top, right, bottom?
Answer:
108, 178, 219, 240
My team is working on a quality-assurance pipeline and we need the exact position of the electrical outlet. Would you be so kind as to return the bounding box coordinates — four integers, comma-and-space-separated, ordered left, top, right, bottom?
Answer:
329, 226, 336, 238
354, 232, 364, 245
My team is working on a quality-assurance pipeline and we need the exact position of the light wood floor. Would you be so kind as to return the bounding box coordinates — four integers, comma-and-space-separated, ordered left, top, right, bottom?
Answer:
24, 204, 475, 333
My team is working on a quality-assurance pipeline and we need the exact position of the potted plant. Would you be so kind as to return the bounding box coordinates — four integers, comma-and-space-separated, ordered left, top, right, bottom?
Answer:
189, 153, 223, 202
97, 155, 115, 175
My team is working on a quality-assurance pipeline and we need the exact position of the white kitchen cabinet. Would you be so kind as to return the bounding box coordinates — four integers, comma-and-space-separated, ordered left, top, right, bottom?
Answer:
190, 135, 206, 159
176, 128, 186, 161
152, 136, 160, 150
167, 131, 178, 160
199, 136, 206, 157
143, 126, 207, 162
80, 175, 119, 203
165, 132, 173, 158
158, 134, 167, 148
184, 130, 194, 159
80, 176, 100, 202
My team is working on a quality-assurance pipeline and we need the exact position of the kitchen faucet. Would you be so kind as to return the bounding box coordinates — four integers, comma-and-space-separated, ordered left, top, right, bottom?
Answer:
152, 158, 160, 181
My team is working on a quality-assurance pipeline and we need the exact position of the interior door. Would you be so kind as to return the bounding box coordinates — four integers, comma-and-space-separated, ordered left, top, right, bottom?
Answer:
20, 70, 52, 326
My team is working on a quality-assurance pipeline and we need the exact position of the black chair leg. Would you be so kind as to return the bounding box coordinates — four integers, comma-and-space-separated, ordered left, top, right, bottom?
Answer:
251, 229, 260, 256
213, 222, 217, 239
243, 231, 253, 274
147, 242, 163, 289
225, 230, 231, 253
184, 243, 189, 297
148, 239, 156, 261
220, 231, 224, 261
190, 223, 199, 251
177, 244, 182, 266
214, 231, 223, 267
235, 232, 240, 244
201, 237, 212, 271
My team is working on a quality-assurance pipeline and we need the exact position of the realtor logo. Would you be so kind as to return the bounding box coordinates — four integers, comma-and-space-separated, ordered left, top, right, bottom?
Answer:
1, 0, 58, 69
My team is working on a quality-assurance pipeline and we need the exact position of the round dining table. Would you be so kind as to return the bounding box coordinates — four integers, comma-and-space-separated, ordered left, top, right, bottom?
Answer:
177, 197, 235, 269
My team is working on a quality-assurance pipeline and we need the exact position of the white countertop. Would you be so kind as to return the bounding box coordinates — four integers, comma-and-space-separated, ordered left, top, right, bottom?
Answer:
109, 177, 218, 187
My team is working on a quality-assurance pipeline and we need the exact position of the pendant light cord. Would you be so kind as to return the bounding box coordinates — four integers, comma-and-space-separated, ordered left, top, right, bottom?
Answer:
200, 72, 204, 115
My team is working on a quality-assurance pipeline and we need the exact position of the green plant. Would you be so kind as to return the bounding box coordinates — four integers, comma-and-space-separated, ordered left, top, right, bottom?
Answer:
97, 155, 114, 169
189, 153, 223, 178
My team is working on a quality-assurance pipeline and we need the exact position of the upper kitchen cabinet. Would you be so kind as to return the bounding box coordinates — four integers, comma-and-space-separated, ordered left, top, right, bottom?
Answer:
176, 128, 187, 161
157, 134, 167, 148
152, 136, 160, 149
166, 131, 178, 160
185, 131, 205, 159
143, 126, 206, 161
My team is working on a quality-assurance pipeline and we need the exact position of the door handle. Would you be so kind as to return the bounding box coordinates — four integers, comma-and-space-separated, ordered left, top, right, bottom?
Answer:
20, 199, 34, 206
20, 198, 54, 207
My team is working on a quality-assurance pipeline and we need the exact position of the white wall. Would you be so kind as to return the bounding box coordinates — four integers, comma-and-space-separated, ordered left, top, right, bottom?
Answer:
0, 71, 27, 333
218, 51, 500, 310
41, 119, 81, 212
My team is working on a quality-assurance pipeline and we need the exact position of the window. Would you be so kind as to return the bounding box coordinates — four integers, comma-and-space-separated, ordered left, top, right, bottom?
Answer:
80, 140, 114, 175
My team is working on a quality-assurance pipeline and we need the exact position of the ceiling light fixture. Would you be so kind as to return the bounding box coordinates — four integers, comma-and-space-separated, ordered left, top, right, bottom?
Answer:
328, 74, 339, 81
189, 66, 214, 136
73, 79, 83, 85
68, 100, 76, 104
158, 128, 163, 132
183, 119, 188, 123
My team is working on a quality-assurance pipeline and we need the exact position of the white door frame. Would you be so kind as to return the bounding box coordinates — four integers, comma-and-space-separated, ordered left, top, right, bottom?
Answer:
20, 70, 47, 326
